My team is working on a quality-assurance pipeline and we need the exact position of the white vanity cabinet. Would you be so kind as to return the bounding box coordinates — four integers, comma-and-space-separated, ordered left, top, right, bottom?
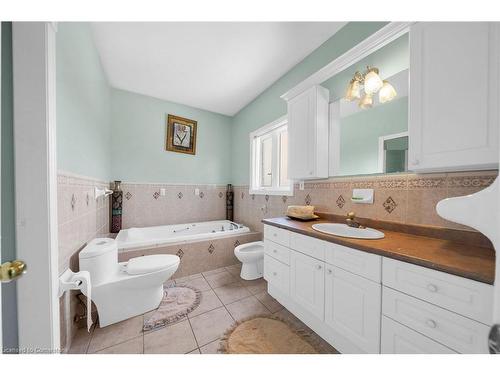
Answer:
287, 85, 329, 180
409, 22, 500, 172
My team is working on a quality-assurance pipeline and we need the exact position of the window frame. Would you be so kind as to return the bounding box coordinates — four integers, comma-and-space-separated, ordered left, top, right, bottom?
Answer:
249, 116, 294, 196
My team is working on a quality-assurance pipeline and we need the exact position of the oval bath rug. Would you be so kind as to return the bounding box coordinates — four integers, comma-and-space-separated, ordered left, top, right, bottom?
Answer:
143, 285, 201, 332
219, 315, 330, 354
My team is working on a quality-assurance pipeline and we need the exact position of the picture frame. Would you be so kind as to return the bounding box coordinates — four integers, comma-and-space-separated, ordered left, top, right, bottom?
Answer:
165, 114, 198, 155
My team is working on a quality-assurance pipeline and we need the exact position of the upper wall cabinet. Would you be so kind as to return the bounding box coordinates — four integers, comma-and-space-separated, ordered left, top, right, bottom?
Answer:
409, 22, 500, 172
287, 85, 330, 180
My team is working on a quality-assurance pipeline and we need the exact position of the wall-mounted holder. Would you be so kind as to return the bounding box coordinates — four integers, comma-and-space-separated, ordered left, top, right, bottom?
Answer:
59, 269, 93, 331
351, 188, 374, 204
94, 187, 113, 200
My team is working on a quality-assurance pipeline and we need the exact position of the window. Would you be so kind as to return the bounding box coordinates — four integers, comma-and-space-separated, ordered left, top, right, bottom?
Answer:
250, 116, 293, 195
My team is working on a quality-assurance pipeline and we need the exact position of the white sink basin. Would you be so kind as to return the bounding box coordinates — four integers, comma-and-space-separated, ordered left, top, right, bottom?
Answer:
312, 223, 385, 239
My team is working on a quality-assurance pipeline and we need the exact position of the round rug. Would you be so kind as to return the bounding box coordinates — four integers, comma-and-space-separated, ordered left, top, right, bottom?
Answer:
220, 316, 325, 354
143, 285, 201, 332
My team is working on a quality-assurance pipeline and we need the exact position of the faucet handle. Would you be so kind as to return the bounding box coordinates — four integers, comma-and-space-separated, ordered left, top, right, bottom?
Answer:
347, 212, 356, 220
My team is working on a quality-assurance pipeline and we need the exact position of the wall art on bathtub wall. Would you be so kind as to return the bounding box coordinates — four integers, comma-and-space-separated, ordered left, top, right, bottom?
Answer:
166, 114, 197, 155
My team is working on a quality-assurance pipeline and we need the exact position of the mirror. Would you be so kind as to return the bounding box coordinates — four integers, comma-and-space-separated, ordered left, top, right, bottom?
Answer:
321, 33, 409, 177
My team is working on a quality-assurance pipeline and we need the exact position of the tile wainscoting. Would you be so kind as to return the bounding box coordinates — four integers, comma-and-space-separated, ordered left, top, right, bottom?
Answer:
120, 183, 227, 229
234, 170, 498, 233
58, 172, 110, 353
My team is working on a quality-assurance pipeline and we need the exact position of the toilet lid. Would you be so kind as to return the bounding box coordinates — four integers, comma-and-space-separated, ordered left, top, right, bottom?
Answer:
126, 254, 180, 275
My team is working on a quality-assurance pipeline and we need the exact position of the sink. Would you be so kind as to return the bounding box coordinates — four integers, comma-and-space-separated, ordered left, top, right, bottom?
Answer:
312, 223, 384, 239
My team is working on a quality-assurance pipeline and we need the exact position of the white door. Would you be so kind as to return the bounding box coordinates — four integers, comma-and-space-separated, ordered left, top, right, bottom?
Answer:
409, 22, 500, 172
290, 250, 325, 320
324, 265, 381, 353
11, 22, 60, 353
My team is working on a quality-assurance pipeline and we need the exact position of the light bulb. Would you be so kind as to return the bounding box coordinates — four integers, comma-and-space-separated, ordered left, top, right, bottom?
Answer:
345, 79, 361, 101
358, 94, 373, 109
379, 80, 397, 103
364, 68, 383, 95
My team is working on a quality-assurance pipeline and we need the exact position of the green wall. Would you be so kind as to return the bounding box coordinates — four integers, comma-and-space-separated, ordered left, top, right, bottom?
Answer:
230, 22, 388, 185
1, 21, 18, 352
57, 22, 111, 180
339, 97, 408, 176
110, 89, 233, 184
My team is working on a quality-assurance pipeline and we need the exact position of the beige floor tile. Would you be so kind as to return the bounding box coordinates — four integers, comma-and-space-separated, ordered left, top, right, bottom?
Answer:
213, 282, 252, 305
68, 327, 94, 354
144, 320, 198, 354
225, 296, 270, 322
202, 267, 227, 277
204, 270, 239, 288
240, 278, 267, 294
189, 307, 234, 346
94, 336, 144, 354
187, 349, 201, 354
88, 315, 144, 353
188, 289, 223, 318
176, 276, 211, 292
254, 291, 284, 313
273, 308, 306, 331
199, 339, 222, 354
175, 273, 203, 283
225, 264, 242, 277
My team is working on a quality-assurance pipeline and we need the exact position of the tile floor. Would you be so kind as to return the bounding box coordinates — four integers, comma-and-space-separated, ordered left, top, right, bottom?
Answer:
68, 263, 337, 354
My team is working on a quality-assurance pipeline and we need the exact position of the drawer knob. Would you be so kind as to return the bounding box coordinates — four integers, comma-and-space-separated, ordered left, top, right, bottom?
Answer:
426, 319, 437, 329
273, 249, 277, 253
427, 284, 438, 293
273, 233, 277, 237
273, 272, 277, 276
316, 265, 322, 270
327, 269, 332, 275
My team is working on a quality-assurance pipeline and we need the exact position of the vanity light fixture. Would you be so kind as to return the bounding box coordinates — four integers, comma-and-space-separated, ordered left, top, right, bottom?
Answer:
344, 66, 397, 108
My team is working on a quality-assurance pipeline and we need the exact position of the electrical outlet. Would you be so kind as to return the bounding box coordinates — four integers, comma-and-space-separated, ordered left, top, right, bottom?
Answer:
160, 188, 166, 196
194, 188, 200, 196
299, 181, 305, 190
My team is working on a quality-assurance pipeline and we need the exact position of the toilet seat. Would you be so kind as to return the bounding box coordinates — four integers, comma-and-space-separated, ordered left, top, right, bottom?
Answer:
125, 254, 180, 275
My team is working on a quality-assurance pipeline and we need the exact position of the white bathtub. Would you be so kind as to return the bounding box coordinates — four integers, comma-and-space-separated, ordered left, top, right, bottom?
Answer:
116, 220, 250, 251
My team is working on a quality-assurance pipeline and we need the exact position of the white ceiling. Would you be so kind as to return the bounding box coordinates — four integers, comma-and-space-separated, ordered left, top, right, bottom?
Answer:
91, 22, 346, 116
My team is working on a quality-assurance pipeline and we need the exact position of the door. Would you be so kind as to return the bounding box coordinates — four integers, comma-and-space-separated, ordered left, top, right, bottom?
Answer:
324, 265, 381, 353
409, 22, 499, 172
290, 250, 324, 320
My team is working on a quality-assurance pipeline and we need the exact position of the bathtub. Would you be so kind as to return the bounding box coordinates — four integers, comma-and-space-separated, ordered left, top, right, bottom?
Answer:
116, 220, 250, 251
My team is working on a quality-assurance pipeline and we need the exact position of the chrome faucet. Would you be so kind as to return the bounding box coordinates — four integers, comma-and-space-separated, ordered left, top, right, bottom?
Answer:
346, 212, 365, 229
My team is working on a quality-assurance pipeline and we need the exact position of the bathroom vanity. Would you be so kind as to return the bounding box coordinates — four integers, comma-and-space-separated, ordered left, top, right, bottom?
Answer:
262, 217, 495, 354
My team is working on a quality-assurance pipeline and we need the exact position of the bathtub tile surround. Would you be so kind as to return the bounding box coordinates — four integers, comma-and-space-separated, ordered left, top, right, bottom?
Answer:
57, 171, 111, 353
68, 264, 335, 354
120, 182, 227, 229
234, 170, 498, 233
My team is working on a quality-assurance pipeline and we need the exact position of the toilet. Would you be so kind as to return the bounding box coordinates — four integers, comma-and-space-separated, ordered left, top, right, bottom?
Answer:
79, 238, 179, 327
234, 241, 264, 280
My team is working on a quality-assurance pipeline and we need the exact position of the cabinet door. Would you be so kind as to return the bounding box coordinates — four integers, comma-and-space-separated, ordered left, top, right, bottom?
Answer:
324, 265, 381, 353
409, 22, 499, 172
290, 250, 325, 320
288, 89, 314, 179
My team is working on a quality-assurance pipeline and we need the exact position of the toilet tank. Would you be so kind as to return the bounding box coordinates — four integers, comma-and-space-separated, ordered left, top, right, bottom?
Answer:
79, 238, 118, 285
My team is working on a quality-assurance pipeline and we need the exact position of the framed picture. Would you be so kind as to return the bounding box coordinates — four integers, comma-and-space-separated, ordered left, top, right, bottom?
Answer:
165, 114, 197, 155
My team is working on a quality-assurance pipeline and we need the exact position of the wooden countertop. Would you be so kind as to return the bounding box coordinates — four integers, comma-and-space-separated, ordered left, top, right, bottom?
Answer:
262, 217, 496, 285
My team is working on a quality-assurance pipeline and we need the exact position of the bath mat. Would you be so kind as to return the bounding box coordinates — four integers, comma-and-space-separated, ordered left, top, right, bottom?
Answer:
143, 285, 201, 332
219, 315, 331, 354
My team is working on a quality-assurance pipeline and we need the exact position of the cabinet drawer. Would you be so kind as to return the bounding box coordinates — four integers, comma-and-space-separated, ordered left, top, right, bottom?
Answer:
264, 225, 290, 247
325, 242, 381, 283
382, 287, 489, 353
264, 254, 290, 294
264, 240, 290, 265
382, 258, 492, 324
381, 316, 456, 354
289, 232, 326, 261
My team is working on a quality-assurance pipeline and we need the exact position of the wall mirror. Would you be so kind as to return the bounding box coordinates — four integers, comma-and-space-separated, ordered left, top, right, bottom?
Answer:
322, 33, 409, 177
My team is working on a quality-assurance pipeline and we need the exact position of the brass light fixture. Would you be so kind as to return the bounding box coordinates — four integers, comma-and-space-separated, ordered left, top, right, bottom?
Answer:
344, 66, 397, 109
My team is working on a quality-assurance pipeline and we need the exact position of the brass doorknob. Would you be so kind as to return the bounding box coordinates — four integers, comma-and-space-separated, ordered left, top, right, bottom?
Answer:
0, 260, 27, 282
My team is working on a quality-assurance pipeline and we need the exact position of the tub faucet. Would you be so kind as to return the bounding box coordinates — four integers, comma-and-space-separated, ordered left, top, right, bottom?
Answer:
346, 212, 365, 229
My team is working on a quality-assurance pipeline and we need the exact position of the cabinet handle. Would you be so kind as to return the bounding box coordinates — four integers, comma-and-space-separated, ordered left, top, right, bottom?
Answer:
273, 249, 277, 253
427, 284, 438, 293
273, 272, 277, 276
327, 269, 332, 275
426, 319, 437, 329
273, 233, 277, 237
316, 265, 322, 270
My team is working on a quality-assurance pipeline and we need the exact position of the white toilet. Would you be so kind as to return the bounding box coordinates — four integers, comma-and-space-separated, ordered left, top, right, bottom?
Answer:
234, 241, 264, 280
79, 238, 179, 327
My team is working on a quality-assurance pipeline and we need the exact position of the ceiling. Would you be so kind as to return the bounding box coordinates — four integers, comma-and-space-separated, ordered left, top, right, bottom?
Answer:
91, 22, 346, 116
